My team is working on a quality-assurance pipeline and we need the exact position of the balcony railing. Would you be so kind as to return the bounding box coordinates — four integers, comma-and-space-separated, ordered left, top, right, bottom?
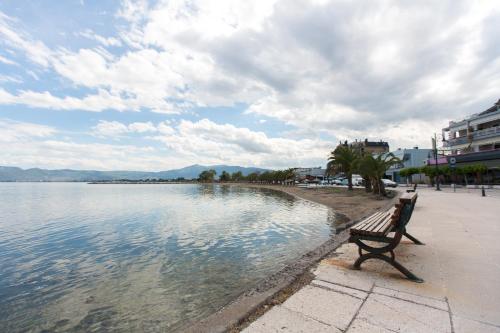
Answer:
474, 126, 500, 139
444, 126, 500, 147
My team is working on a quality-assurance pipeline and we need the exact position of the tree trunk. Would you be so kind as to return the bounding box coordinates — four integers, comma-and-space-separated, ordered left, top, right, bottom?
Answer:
363, 176, 372, 193
379, 179, 387, 197
372, 177, 379, 194
347, 173, 353, 190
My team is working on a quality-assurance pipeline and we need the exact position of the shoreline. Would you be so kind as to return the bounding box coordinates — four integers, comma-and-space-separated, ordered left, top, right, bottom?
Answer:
230, 183, 398, 224
182, 184, 399, 333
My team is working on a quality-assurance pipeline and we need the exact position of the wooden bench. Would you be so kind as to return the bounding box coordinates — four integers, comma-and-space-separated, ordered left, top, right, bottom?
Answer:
406, 183, 417, 193
349, 192, 424, 282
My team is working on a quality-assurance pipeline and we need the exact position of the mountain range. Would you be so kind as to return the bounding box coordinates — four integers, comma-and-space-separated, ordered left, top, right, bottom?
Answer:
0, 165, 270, 182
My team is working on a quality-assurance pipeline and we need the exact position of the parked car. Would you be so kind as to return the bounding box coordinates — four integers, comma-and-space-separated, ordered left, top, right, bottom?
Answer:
333, 178, 345, 185
382, 179, 397, 187
353, 177, 363, 186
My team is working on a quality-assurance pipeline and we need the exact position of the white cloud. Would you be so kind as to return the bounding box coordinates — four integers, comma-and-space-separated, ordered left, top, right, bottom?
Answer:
128, 121, 156, 133
1, 1, 499, 169
89, 118, 335, 168
0, 12, 52, 67
150, 118, 333, 168
0, 119, 56, 142
0, 88, 181, 113
78, 29, 123, 47
93, 120, 158, 137
0, 54, 17, 65
0, 119, 181, 171
0, 74, 22, 83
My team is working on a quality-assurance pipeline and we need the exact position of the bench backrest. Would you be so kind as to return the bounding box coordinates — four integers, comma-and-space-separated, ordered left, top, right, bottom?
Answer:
390, 192, 418, 231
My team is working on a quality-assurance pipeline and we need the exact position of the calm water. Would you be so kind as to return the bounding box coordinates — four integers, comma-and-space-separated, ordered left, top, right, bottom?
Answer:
0, 183, 338, 332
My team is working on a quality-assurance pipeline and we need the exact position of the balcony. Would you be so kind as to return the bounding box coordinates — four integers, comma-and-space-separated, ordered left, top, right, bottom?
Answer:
443, 136, 469, 147
443, 126, 500, 147
474, 126, 500, 139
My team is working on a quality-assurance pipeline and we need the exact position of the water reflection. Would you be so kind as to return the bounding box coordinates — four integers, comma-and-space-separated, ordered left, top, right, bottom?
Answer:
0, 183, 337, 332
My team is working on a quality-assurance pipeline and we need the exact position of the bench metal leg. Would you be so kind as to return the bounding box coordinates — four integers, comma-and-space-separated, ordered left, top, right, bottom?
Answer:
404, 232, 425, 245
354, 253, 424, 283
352, 236, 424, 283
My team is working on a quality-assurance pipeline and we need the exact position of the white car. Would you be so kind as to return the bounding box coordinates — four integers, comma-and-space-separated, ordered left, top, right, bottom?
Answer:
381, 179, 397, 187
353, 177, 363, 186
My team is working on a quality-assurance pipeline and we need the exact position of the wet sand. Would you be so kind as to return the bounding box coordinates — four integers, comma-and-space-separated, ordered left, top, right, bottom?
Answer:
235, 184, 398, 223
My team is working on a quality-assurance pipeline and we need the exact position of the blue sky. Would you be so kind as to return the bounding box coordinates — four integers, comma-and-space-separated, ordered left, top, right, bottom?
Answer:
1, 0, 499, 171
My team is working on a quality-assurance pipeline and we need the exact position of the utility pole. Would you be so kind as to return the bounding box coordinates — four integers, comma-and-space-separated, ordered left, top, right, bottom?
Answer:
432, 134, 441, 191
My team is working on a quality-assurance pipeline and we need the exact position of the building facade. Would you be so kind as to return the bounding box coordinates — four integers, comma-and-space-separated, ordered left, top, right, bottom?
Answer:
385, 148, 433, 183
294, 167, 325, 182
442, 99, 500, 154
341, 139, 390, 154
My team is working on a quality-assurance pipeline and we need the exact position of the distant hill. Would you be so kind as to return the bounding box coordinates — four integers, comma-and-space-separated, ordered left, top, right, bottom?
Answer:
0, 165, 270, 182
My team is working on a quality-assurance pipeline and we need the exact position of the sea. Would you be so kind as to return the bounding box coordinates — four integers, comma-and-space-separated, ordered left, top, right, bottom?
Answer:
0, 183, 338, 332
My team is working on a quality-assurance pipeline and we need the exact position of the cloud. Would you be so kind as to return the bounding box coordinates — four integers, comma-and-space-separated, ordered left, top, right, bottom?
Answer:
90, 118, 335, 168
114, 0, 499, 148
0, 88, 182, 113
77, 29, 123, 47
93, 120, 157, 137
1, 1, 499, 169
0, 119, 177, 171
0, 119, 56, 143
0, 54, 17, 65
0, 12, 52, 67
150, 118, 333, 168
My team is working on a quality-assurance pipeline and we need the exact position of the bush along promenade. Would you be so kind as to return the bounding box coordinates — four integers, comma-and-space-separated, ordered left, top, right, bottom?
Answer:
398, 163, 490, 187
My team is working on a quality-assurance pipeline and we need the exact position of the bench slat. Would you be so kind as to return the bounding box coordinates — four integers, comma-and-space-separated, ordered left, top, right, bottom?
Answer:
357, 213, 388, 234
372, 215, 393, 235
364, 213, 391, 233
351, 211, 391, 236
353, 211, 385, 230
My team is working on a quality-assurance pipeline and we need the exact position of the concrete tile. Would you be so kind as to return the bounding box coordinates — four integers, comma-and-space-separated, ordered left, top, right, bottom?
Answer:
314, 264, 375, 292
282, 285, 363, 331
346, 318, 394, 333
453, 315, 500, 333
312, 279, 368, 300
357, 293, 451, 333
373, 286, 447, 311
243, 306, 340, 333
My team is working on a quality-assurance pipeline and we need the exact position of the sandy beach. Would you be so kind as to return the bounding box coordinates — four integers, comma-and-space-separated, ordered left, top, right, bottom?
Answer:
232, 184, 399, 223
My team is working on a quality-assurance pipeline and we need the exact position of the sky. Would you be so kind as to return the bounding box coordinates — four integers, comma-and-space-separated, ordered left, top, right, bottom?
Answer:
0, 0, 499, 171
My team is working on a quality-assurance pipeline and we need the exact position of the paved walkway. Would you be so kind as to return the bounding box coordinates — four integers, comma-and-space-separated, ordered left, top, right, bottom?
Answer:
243, 188, 500, 332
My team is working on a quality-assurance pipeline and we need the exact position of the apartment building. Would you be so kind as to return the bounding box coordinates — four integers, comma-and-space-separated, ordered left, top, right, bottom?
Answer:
442, 99, 500, 154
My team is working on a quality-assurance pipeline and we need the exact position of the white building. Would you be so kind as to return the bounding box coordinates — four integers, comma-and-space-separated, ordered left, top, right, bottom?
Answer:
385, 147, 433, 183
442, 99, 500, 154
294, 167, 325, 182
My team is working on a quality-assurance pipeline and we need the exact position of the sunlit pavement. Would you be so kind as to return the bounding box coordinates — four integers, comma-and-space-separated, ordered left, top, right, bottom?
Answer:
243, 187, 500, 333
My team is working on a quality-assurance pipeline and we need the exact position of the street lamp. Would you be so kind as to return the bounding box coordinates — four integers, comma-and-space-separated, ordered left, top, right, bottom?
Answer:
432, 134, 441, 191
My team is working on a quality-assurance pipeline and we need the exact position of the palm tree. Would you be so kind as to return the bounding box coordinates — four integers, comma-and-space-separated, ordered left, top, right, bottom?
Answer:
283, 168, 296, 185
359, 153, 401, 196
328, 145, 359, 190
355, 154, 376, 192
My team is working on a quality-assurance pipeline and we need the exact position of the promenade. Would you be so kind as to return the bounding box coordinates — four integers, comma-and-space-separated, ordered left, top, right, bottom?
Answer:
243, 187, 500, 333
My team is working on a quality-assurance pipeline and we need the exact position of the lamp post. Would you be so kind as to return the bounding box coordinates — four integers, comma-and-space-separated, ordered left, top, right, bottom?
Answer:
432, 134, 441, 191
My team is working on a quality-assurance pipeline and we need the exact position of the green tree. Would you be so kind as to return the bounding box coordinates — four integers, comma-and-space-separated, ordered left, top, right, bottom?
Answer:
246, 172, 259, 182
198, 169, 216, 182
219, 170, 231, 182
328, 145, 360, 190
283, 168, 296, 185
231, 171, 243, 182
357, 153, 401, 196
